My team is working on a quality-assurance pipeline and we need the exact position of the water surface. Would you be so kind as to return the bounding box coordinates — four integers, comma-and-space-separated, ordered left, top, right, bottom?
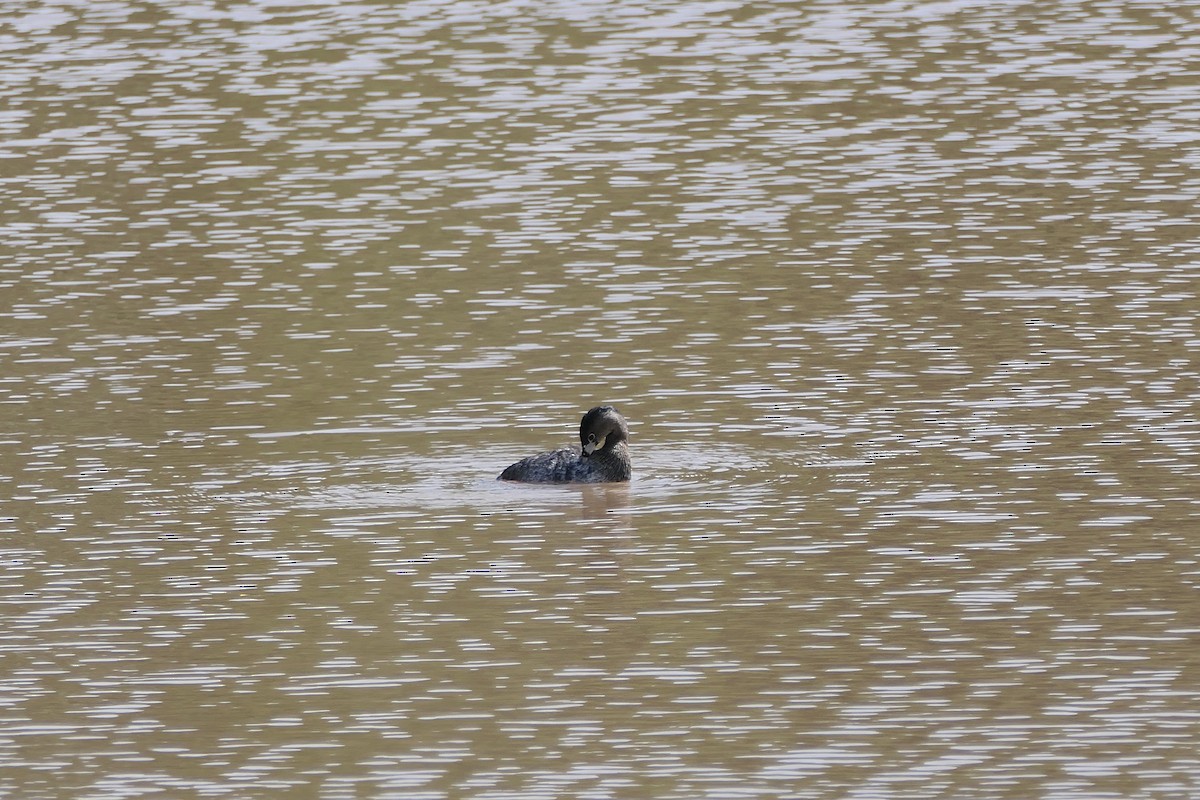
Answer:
2, 0, 1199, 798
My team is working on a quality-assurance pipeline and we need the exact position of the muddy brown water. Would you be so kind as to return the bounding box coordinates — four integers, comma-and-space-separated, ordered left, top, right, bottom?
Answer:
2, 1, 1198, 798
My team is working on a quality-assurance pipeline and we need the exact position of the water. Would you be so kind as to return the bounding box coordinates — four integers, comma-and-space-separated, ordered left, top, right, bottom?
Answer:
2, 0, 1199, 797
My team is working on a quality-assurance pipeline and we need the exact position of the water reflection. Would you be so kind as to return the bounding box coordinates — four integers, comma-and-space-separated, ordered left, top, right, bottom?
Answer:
3, 0, 1200, 796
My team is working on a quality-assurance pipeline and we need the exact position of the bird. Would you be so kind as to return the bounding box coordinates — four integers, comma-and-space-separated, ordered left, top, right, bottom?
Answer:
498, 406, 631, 483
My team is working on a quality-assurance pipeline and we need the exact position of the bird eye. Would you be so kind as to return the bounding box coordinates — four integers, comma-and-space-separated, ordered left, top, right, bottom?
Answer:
587, 433, 597, 442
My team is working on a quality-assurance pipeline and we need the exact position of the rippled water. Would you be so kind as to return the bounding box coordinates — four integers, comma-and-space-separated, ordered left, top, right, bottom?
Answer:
3, 0, 1199, 797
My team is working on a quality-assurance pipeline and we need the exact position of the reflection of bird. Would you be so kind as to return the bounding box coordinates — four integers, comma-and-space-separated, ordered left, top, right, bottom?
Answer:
498, 406, 632, 483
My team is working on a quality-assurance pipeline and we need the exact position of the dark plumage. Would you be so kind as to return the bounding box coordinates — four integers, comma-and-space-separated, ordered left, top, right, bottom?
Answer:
498, 406, 632, 483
